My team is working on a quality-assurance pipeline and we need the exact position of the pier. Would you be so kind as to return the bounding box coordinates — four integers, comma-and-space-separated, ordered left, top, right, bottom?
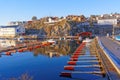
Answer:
60, 41, 106, 80
0, 37, 120, 79
0, 40, 54, 56
60, 38, 120, 80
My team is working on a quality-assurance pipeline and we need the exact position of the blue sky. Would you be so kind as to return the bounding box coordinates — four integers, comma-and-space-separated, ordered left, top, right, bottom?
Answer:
0, 0, 119, 25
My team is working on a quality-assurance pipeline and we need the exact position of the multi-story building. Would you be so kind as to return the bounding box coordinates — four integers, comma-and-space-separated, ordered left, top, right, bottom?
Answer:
97, 18, 119, 25
0, 25, 25, 37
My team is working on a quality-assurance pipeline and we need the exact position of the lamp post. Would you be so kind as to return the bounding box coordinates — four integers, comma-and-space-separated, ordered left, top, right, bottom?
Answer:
112, 24, 115, 39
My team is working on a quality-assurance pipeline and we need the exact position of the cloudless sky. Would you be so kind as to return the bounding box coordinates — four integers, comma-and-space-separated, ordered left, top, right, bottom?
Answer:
0, 0, 120, 25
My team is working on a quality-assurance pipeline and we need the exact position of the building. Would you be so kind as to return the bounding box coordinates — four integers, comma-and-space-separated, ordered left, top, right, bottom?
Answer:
97, 19, 119, 25
94, 24, 113, 35
8, 21, 27, 26
44, 17, 65, 25
0, 25, 25, 37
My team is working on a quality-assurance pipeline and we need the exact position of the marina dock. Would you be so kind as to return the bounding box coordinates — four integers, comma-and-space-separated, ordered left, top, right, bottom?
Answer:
60, 38, 120, 80
0, 40, 54, 56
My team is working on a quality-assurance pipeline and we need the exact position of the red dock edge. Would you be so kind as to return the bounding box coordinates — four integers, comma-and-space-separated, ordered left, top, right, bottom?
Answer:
60, 72, 72, 78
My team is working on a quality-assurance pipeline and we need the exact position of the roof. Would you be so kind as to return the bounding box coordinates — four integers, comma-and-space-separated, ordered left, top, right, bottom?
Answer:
0, 25, 20, 28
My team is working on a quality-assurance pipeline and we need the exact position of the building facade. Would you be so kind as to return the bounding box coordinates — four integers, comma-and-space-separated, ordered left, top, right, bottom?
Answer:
94, 24, 113, 35
97, 19, 119, 25
0, 25, 25, 37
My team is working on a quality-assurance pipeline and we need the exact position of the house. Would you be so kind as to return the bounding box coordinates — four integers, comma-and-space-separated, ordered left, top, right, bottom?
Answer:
0, 25, 25, 37
44, 16, 64, 24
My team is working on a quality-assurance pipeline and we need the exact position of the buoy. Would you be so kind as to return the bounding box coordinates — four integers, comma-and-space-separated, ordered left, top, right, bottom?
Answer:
28, 47, 33, 51
34, 46, 40, 48
18, 49, 23, 52
6, 52, 11, 55
60, 72, 71, 78
23, 48, 28, 51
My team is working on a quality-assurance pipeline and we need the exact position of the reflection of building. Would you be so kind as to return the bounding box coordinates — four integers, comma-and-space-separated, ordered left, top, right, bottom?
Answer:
0, 40, 17, 48
0, 25, 25, 37
46, 51, 60, 58
33, 40, 78, 57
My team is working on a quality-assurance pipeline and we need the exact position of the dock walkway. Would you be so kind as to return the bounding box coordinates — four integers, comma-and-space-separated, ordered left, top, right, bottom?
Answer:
99, 37, 120, 60
60, 41, 106, 80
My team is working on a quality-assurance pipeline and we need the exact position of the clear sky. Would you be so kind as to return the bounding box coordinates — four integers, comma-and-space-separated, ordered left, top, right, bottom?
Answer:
0, 0, 119, 25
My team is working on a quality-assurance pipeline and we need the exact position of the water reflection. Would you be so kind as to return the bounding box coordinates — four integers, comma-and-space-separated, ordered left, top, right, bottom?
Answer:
33, 40, 79, 57
0, 39, 79, 58
0, 39, 17, 48
0, 39, 79, 80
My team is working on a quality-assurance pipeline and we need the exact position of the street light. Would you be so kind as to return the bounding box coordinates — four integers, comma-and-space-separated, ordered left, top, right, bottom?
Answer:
112, 24, 115, 39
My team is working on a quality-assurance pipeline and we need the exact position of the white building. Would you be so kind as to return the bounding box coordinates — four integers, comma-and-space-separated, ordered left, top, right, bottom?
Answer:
7, 21, 27, 26
0, 25, 25, 37
97, 19, 118, 25
44, 17, 64, 24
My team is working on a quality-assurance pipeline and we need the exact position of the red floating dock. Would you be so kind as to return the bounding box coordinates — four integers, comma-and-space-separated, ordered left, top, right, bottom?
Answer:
71, 56, 79, 58
64, 66, 74, 70
60, 72, 71, 78
70, 58, 78, 61
6, 52, 11, 55
18, 49, 23, 52
68, 61, 77, 65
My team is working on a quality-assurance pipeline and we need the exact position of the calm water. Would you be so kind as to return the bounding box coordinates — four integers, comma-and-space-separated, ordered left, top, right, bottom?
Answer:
0, 40, 78, 80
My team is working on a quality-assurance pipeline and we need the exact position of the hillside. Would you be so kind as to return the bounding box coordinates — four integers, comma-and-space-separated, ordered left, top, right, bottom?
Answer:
25, 18, 71, 37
